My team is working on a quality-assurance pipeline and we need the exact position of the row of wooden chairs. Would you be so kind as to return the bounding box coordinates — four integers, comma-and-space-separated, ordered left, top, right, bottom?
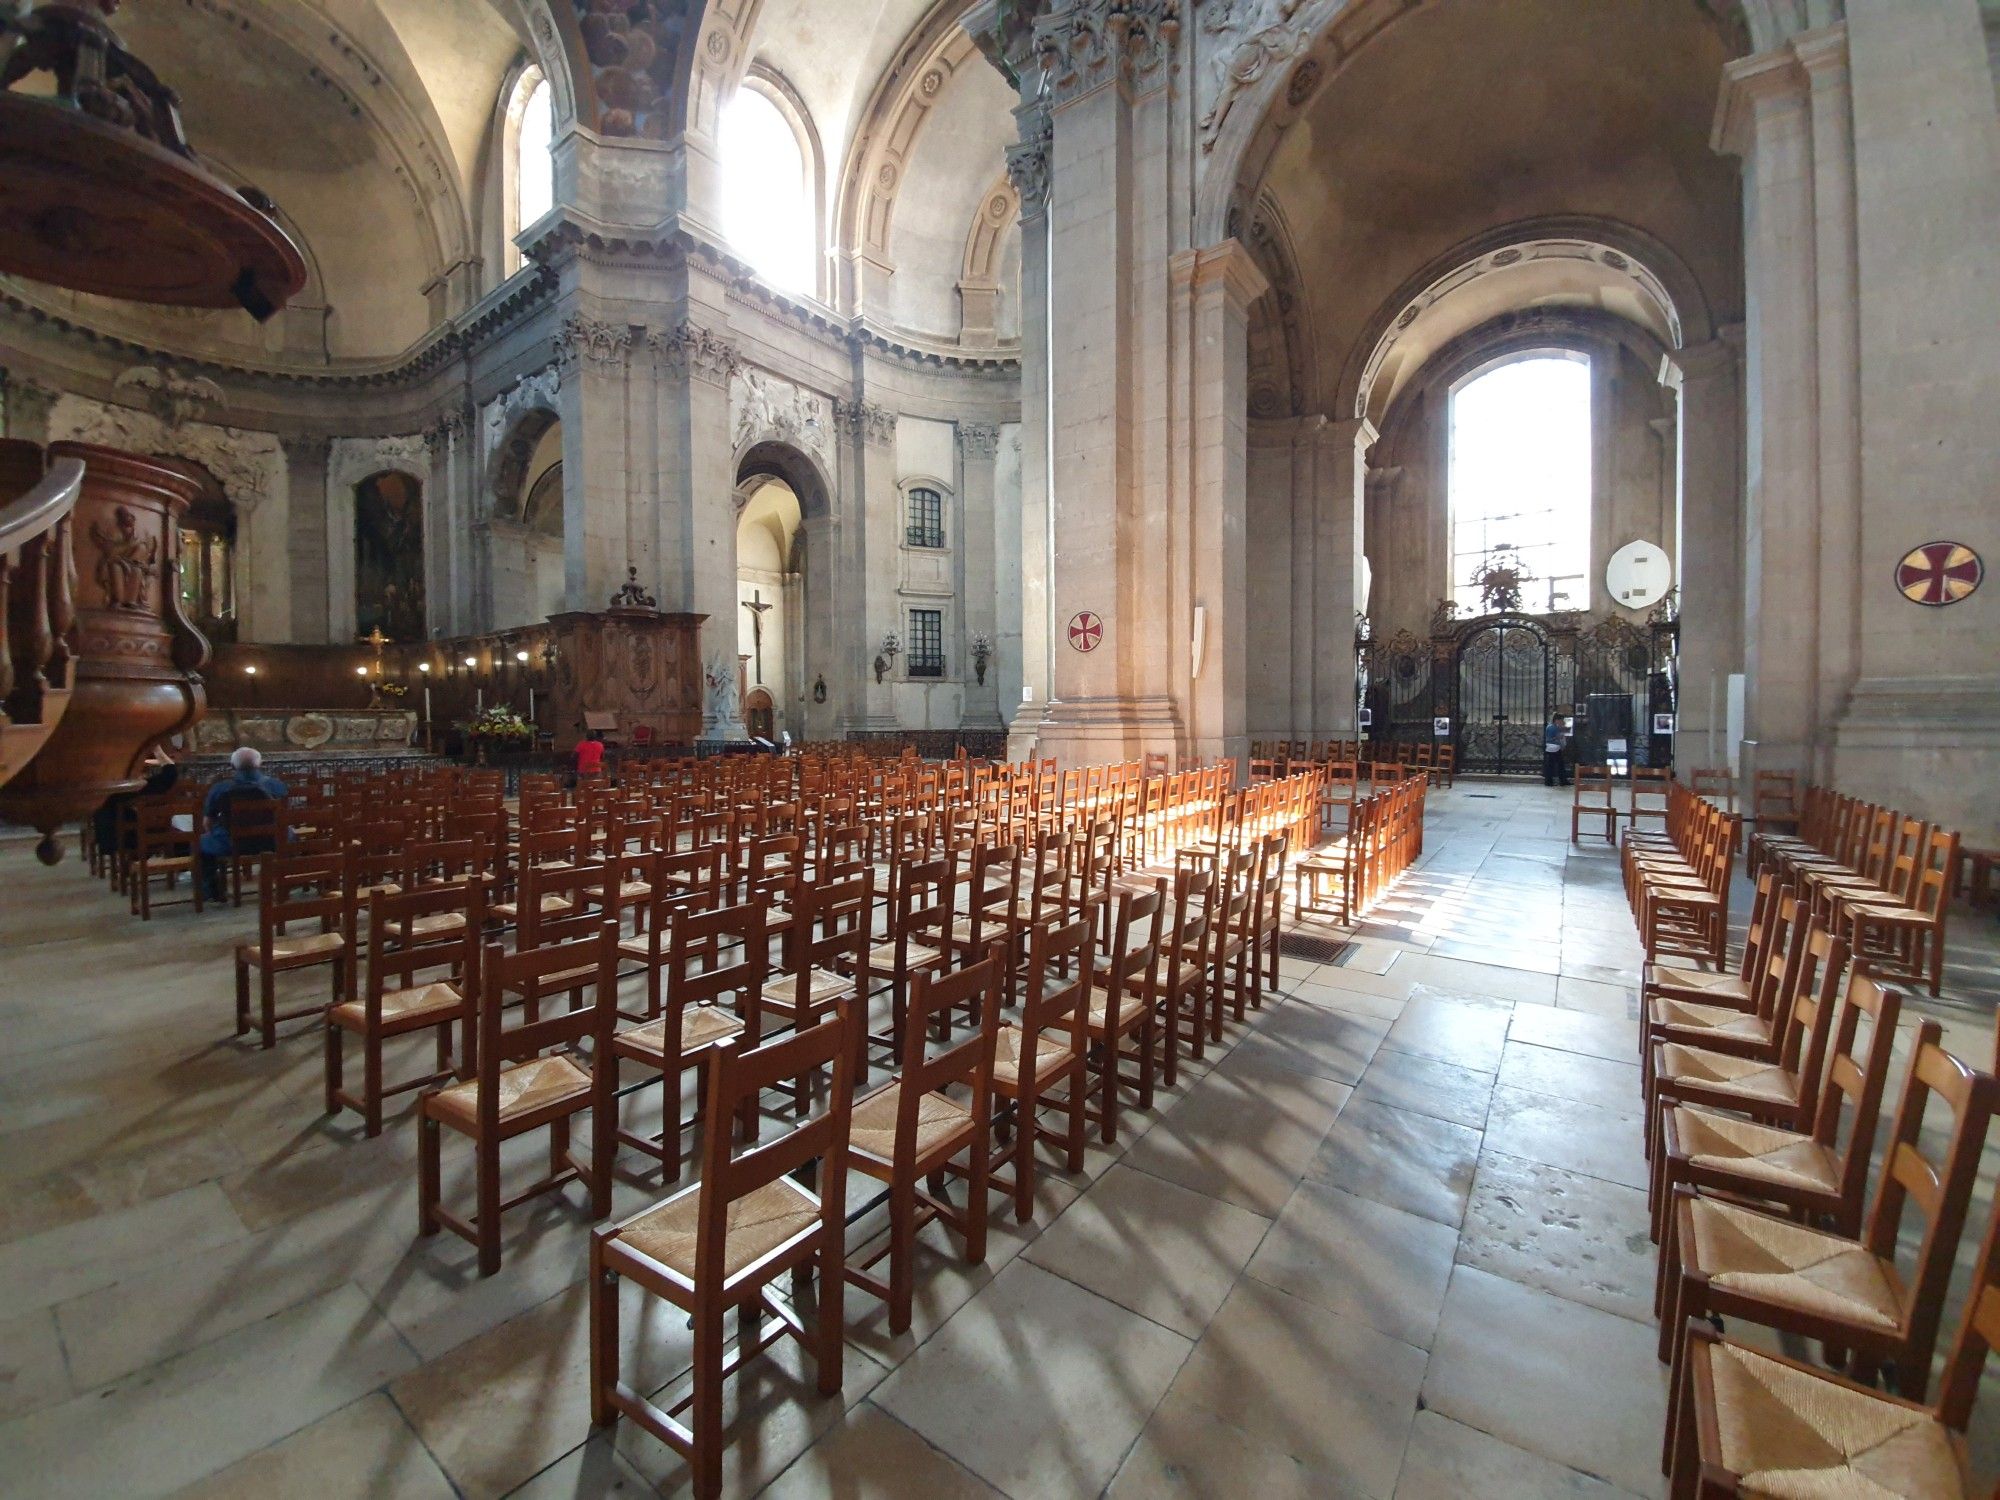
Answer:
1250, 737, 1457, 789
1750, 784, 1961, 997
1629, 866, 2000, 1496
1620, 781, 1740, 969
1290, 775, 1428, 926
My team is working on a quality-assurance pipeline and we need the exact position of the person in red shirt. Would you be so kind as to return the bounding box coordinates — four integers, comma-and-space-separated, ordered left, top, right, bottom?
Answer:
574, 732, 605, 780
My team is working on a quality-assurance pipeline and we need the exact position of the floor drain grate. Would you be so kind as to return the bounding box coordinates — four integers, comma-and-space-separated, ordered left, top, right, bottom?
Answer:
1279, 934, 1351, 963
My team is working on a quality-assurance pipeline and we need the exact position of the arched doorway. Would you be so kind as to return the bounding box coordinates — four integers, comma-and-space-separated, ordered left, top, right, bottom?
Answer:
744, 687, 775, 742
734, 439, 835, 737
160, 460, 238, 644
735, 476, 800, 741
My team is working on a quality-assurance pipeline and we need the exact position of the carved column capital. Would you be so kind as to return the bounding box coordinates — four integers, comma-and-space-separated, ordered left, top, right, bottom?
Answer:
651, 321, 739, 387
554, 315, 634, 373
1034, 0, 1182, 107
835, 398, 898, 448
959, 422, 1002, 460
1006, 100, 1053, 215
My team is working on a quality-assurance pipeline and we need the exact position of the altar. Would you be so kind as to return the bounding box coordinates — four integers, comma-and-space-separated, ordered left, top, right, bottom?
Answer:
192, 707, 417, 755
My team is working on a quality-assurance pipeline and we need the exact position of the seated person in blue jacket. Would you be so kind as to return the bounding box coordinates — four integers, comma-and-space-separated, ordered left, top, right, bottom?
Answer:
199, 746, 288, 901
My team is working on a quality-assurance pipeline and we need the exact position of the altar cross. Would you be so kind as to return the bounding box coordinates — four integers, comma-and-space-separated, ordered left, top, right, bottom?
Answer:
742, 591, 773, 683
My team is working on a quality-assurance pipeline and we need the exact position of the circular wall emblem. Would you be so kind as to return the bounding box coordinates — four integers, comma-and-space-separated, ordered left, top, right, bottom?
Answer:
1066, 610, 1103, 653
1896, 541, 1983, 606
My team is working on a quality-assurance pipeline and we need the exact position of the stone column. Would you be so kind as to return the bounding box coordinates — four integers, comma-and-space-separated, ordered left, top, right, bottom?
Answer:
1006, 100, 1053, 752
1662, 334, 1743, 767
1316, 417, 1375, 737
1175, 240, 1267, 766
1827, 5, 2000, 844
838, 398, 902, 734
554, 312, 636, 613
423, 408, 476, 638
958, 421, 1006, 730
1033, 2, 1183, 765
280, 434, 331, 643
1715, 35, 1841, 789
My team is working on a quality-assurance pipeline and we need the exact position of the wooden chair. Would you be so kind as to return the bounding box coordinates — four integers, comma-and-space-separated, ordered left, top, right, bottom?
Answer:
609, 900, 761, 1177
325, 880, 482, 1136
1650, 975, 1912, 1254
1659, 1038, 2000, 1451
1572, 766, 1620, 844
1670, 1189, 2000, 1499
127, 796, 201, 919
619, 845, 728, 1018
1644, 916, 1845, 1164
990, 912, 1093, 1222
1630, 765, 1673, 835
1249, 831, 1287, 999
1083, 880, 1165, 1145
589, 1009, 854, 1500
417, 922, 618, 1277
765, 866, 872, 1103
844, 955, 1001, 1335
1639, 878, 1796, 1094
1842, 824, 1959, 996
863, 850, 953, 1070
234, 848, 355, 1048
1156, 863, 1214, 1083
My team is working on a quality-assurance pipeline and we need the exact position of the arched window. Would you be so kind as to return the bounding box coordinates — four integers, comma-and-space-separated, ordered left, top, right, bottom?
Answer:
722, 83, 814, 295
1448, 353, 1592, 616
500, 67, 554, 279
517, 72, 554, 236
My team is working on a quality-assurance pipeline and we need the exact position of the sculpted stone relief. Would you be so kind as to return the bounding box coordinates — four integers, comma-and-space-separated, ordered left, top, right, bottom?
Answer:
729, 366, 833, 468
1196, 0, 1316, 152
50, 394, 283, 511
482, 365, 562, 462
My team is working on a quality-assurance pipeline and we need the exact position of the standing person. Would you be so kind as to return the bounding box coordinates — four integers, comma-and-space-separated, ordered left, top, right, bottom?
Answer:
1543, 716, 1566, 787
200, 747, 287, 901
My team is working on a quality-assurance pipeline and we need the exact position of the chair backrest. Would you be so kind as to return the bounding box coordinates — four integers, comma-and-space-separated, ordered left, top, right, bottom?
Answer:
899, 955, 1003, 1145
1021, 912, 1093, 1056
364, 879, 482, 1008
1753, 769, 1800, 821
408, 836, 488, 887
691, 1008, 855, 1281
220, 788, 283, 855
256, 848, 353, 948
1863, 1040, 2000, 1378
1575, 766, 1616, 807
476, 921, 619, 1114
787, 864, 872, 979
1630, 765, 1672, 813
893, 850, 955, 963
668, 899, 769, 1043
1809, 975, 1913, 1211
133, 796, 195, 857
1772, 915, 1846, 1092
1936, 1193, 2000, 1431
521, 859, 611, 949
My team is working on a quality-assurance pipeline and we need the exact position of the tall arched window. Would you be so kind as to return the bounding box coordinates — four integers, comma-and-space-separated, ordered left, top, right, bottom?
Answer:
1448, 353, 1592, 616
722, 84, 814, 295
517, 73, 554, 235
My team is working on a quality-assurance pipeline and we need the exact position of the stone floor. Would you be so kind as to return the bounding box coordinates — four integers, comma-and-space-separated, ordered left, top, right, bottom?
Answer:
2, 780, 1997, 1498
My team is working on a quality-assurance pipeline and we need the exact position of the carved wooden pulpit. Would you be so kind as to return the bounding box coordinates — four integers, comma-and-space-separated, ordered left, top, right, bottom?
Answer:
544, 606, 705, 751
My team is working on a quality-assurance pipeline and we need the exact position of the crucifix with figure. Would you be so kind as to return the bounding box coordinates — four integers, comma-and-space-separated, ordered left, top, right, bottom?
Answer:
742, 591, 773, 684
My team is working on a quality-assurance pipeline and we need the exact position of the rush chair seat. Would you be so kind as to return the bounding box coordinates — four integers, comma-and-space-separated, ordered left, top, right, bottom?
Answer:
325, 879, 484, 1137
844, 954, 1001, 1336
990, 910, 1094, 1222
1658, 1038, 2000, 1477
1668, 1191, 2000, 1500
1839, 824, 1959, 997
1640, 881, 1797, 1093
417, 921, 619, 1277
609, 899, 765, 1177
1644, 918, 1844, 1168
235, 847, 356, 1049
765, 865, 872, 1106
589, 1009, 855, 1500
1650, 974, 1913, 1258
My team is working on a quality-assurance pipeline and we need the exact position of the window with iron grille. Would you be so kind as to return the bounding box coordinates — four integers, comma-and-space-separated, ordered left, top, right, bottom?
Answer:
906, 486, 944, 548
907, 608, 945, 678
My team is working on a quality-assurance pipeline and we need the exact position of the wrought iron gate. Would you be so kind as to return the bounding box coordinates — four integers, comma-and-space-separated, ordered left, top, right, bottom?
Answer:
1452, 615, 1554, 775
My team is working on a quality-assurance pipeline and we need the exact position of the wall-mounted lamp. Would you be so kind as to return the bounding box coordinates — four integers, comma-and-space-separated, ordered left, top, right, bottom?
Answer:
875, 631, 901, 684
417, 661, 430, 674
355, 665, 369, 677
463, 656, 477, 670
515, 649, 530, 663
243, 664, 258, 676
970, 634, 992, 686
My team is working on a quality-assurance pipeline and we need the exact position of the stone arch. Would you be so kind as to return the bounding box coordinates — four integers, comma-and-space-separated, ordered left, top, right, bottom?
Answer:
833, 0, 986, 311
1336, 219, 1710, 425
1192, 0, 1775, 248
734, 438, 833, 523
1242, 191, 1317, 419
491, 406, 562, 525
958, 173, 1019, 346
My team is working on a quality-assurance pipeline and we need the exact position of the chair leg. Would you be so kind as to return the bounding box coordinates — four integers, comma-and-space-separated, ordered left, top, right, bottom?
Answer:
235, 957, 250, 1037
888, 1176, 915, 1335
259, 967, 277, 1050
323, 1023, 343, 1118
965, 1128, 990, 1265
363, 1030, 383, 1138
816, 1234, 844, 1397
588, 1233, 618, 1428
417, 1113, 441, 1236
477, 1137, 502, 1278
686, 1297, 727, 1500
1011, 1089, 1036, 1223
1097, 1039, 1117, 1146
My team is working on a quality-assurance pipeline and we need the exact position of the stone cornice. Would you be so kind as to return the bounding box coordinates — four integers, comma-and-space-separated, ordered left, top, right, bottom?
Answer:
0, 269, 559, 392
1712, 40, 1813, 157
1171, 239, 1270, 311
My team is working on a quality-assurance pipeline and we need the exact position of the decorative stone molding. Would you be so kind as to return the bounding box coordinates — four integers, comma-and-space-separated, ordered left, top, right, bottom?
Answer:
959, 422, 1001, 460
1196, 0, 1313, 152
481, 364, 562, 460
730, 365, 834, 468
554, 315, 633, 372
331, 434, 431, 502
1005, 104, 1053, 216
1034, 0, 1183, 106
834, 398, 898, 448
52, 394, 284, 511
110, 365, 227, 429
653, 322, 740, 387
